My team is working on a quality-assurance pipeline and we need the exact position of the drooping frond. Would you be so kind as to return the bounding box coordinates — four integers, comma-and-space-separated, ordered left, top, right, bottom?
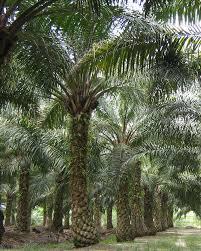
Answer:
137, 0, 201, 24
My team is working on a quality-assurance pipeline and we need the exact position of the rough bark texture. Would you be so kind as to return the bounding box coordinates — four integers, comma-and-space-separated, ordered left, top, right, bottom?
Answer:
153, 188, 163, 232
43, 201, 47, 227
0, 32, 17, 65
52, 172, 65, 232
94, 194, 101, 231
16, 161, 30, 232
161, 193, 169, 231
130, 161, 148, 237
0, 210, 5, 244
106, 204, 113, 229
144, 185, 157, 236
116, 175, 133, 242
11, 196, 16, 225
167, 205, 174, 228
45, 196, 53, 229
11, 211, 16, 225
64, 208, 70, 229
70, 114, 99, 247
5, 193, 13, 226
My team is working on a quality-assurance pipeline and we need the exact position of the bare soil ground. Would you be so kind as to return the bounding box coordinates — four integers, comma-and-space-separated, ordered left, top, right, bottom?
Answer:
1, 226, 114, 249
1, 227, 201, 250
1, 226, 73, 249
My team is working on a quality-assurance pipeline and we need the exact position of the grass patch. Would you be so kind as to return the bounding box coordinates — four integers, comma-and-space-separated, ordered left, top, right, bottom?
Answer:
100, 231, 201, 250
101, 234, 117, 244
3, 241, 74, 251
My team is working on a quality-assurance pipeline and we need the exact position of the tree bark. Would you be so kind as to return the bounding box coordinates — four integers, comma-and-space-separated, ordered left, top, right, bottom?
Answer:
94, 194, 101, 231
0, 33, 17, 65
52, 171, 65, 232
70, 114, 99, 247
167, 205, 174, 228
11, 211, 16, 225
64, 207, 70, 229
161, 192, 168, 231
144, 185, 157, 236
106, 204, 113, 229
45, 196, 53, 229
5, 193, 13, 226
11, 196, 16, 225
116, 175, 133, 242
130, 161, 148, 237
16, 160, 30, 232
43, 200, 47, 227
0, 169, 4, 243
153, 187, 163, 232
0, 210, 5, 244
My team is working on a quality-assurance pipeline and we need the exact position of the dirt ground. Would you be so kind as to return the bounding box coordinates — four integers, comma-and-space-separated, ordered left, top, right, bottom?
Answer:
1, 227, 201, 250
1, 226, 73, 249
1, 226, 114, 249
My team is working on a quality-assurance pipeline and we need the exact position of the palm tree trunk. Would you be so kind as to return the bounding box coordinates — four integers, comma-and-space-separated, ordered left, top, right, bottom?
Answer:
116, 175, 133, 242
16, 160, 30, 232
106, 204, 113, 229
28, 206, 32, 228
0, 210, 5, 244
52, 172, 65, 232
167, 205, 174, 228
94, 194, 102, 231
0, 168, 4, 244
0, 35, 17, 65
11, 195, 16, 225
11, 211, 16, 225
153, 188, 163, 232
43, 200, 47, 227
45, 196, 53, 229
130, 161, 148, 237
70, 114, 99, 247
161, 192, 168, 231
144, 185, 157, 236
5, 193, 13, 226
64, 207, 70, 229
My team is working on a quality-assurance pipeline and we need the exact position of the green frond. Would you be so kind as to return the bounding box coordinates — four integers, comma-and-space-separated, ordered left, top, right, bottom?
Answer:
138, 0, 201, 24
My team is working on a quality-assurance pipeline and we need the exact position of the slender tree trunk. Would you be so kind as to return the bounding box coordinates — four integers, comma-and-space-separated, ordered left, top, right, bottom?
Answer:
28, 206, 32, 228
116, 175, 133, 242
0, 169, 5, 243
94, 194, 101, 231
11, 212, 16, 225
130, 161, 148, 237
161, 192, 168, 231
144, 185, 157, 236
45, 196, 53, 229
11, 196, 16, 225
52, 171, 65, 232
0, 36, 17, 65
0, 210, 5, 244
43, 200, 47, 227
63, 181, 70, 229
70, 114, 99, 247
5, 193, 13, 226
64, 208, 70, 229
153, 188, 163, 232
106, 204, 113, 229
16, 161, 30, 232
167, 205, 174, 228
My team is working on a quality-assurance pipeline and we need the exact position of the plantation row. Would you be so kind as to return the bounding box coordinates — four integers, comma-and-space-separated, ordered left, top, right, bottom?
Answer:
0, 0, 201, 248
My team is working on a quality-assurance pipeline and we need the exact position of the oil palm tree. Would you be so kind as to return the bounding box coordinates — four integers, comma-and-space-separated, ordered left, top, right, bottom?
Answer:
5, 1, 200, 244
0, 107, 70, 232
35, 10, 183, 246
94, 91, 150, 241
